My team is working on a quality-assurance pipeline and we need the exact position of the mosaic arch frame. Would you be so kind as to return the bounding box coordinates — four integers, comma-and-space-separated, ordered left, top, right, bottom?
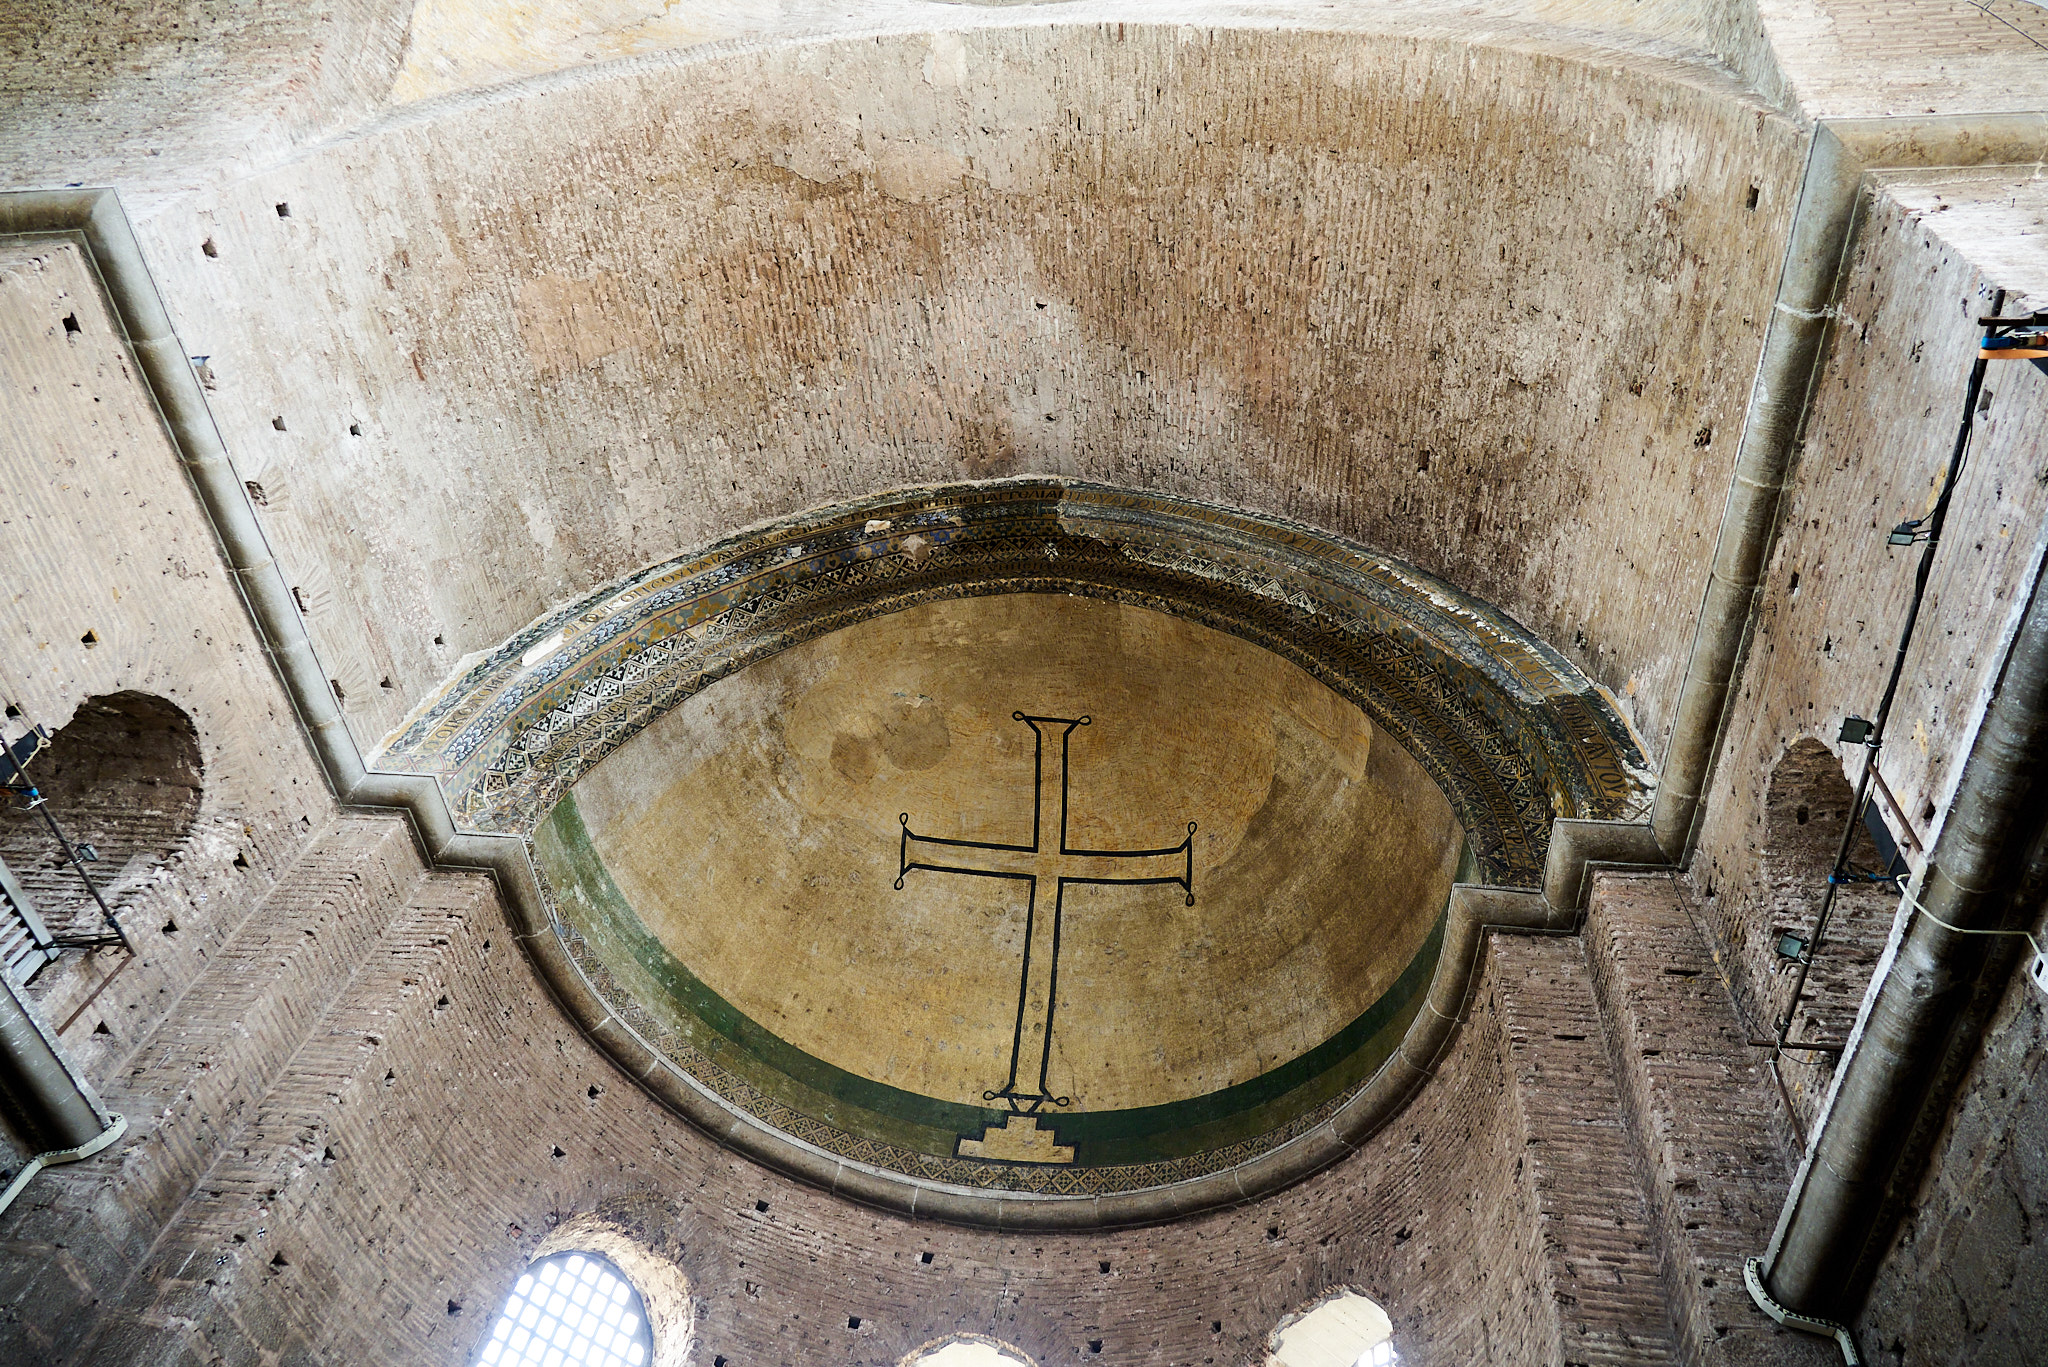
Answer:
377, 479, 1652, 1216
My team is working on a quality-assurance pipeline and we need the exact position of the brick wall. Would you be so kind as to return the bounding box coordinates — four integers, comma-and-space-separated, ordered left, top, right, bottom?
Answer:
126, 27, 1800, 763
4, 843, 1850, 1367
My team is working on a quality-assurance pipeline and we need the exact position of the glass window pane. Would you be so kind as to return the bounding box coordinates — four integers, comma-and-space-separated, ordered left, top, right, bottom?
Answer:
476, 1252, 655, 1367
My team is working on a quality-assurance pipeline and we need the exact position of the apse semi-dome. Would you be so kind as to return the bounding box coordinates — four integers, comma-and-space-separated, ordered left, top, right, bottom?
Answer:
378, 480, 1651, 1219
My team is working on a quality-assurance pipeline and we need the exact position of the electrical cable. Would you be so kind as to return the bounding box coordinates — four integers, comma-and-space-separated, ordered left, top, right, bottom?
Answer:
0, 1113, 126, 1220
1771, 286, 2005, 1060
1749, 289, 2012, 1367
1899, 886, 2045, 957
1745, 1257, 1863, 1365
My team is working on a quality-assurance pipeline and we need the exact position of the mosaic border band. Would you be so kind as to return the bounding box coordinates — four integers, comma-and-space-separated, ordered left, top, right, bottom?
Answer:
377, 479, 1653, 1207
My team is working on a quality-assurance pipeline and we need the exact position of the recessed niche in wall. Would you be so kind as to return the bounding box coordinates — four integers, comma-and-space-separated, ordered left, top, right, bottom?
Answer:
0, 692, 201, 947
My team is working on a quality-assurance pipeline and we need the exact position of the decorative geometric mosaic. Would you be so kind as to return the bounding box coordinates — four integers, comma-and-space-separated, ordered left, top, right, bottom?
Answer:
380, 480, 1651, 888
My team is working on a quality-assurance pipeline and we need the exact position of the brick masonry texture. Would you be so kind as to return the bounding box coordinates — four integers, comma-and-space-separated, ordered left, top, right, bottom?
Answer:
1581, 873, 1833, 1367
0, 833, 1715, 1367
2, 7, 2047, 1366
1682, 171, 2048, 1361
128, 27, 1800, 765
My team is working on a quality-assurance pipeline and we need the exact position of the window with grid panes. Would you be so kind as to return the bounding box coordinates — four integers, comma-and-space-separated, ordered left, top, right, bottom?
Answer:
477, 1252, 654, 1367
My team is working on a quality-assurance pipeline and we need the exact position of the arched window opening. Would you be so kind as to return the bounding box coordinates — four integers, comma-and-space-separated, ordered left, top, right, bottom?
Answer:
1755, 737, 1898, 1127
0, 693, 201, 975
478, 1251, 653, 1367
901, 1337, 1036, 1367
1267, 1289, 1399, 1367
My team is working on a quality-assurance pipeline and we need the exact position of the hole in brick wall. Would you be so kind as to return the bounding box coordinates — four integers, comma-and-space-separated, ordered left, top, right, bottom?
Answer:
1211, 1321, 1222, 1334
847, 1316, 861, 1330
291, 586, 307, 613
79, 630, 97, 647
233, 851, 248, 869
322, 1146, 338, 1163
1922, 799, 1937, 823
201, 237, 217, 257
4, 705, 18, 718
1763, 739, 1898, 1109
435, 995, 449, 1010
754, 1200, 768, 1212
1088, 1340, 1103, 1354
383, 1069, 395, 1086
551, 1145, 566, 1158
161, 918, 178, 934
447, 1299, 462, 1316
1788, 571, 1801, 594
92, 1020, 110, 1035
275, 203, 290, 218
715, 1357, 728, 1366
271, 415, 287, 431
587, 1084, 603, 1099
0, 692, 204, 941
919, 1251, 933, 1264
1266, 1227, 1280, 1241
380, 677, 395, 691
1746, 184, 1760, 210
269, 1251, 289, 1268
348, 423, 362, 437
1553, 1033, 1587, 1041
245, 480, 268, 506
62, 313, 79, 335
330, 679, 345, 701
1098, 1261, 1111, 1273
433, 635, 445, 646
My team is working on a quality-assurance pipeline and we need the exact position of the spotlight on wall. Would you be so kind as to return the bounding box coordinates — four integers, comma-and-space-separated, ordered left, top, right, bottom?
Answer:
1776, 932, 1809, 962
1887, 519, 1924, 546
1839, 716, 1875, 745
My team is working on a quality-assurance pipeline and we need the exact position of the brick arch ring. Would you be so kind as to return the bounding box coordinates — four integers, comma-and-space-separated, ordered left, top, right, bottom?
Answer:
376, 479, 1652, 1226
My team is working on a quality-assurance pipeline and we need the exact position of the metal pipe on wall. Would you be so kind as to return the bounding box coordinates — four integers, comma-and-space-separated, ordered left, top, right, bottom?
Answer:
0, 971, 124, 1217
1650, 123, 1862, 863
1760, 562, 2048, 1317
1651, 112, 2048, 865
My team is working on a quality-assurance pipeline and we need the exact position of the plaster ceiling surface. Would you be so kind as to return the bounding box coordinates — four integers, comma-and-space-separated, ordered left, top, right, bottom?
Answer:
542, 593, 1464, 1160
380, 479, 1654, 1208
